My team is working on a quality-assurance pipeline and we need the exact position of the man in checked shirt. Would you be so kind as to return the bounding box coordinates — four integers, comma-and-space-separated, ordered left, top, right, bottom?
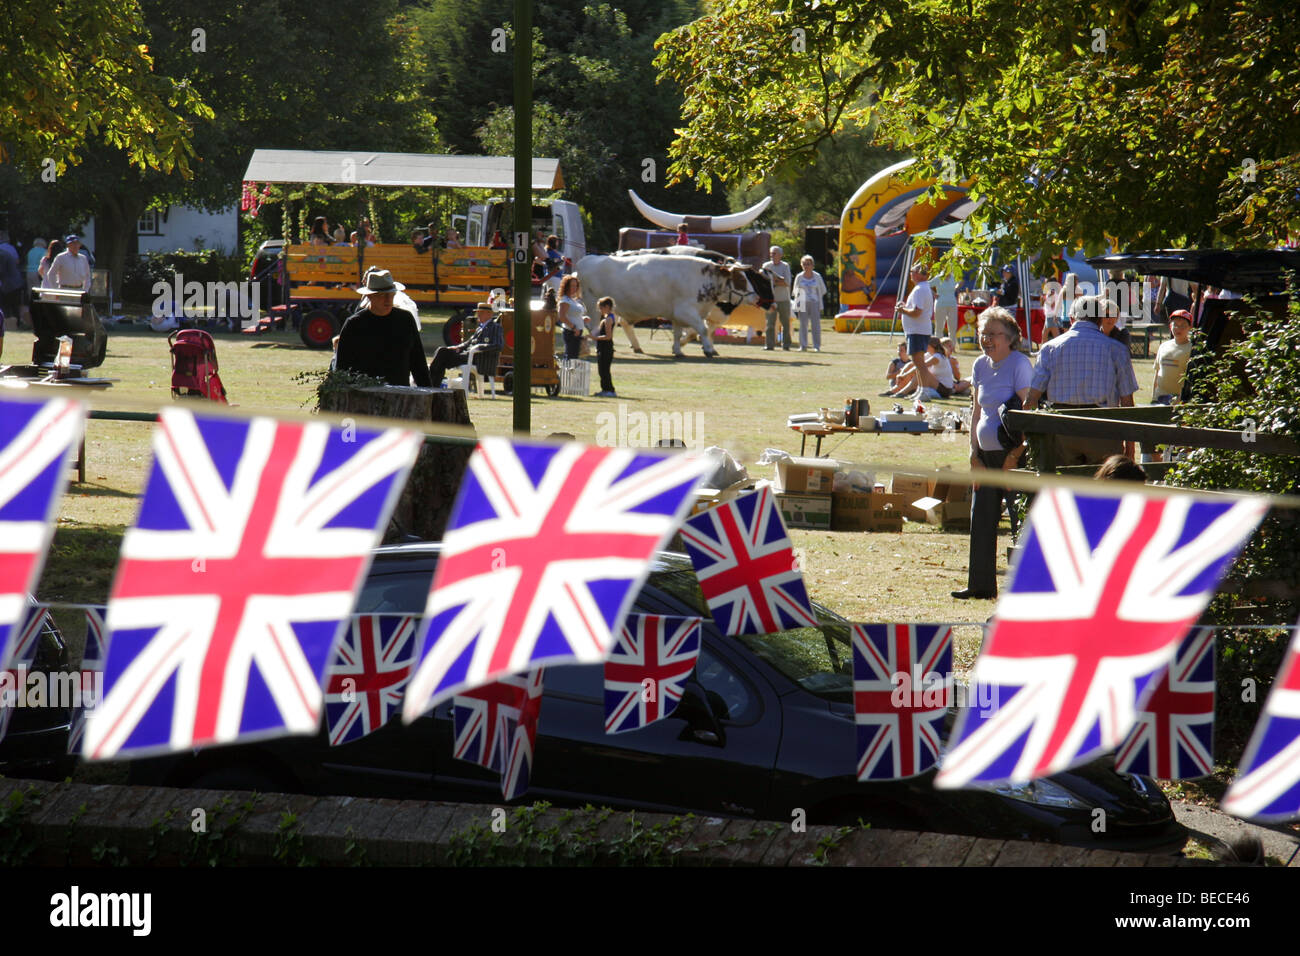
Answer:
1024, 294, 1138, 466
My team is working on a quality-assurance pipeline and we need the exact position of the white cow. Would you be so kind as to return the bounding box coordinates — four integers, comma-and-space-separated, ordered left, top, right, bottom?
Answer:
576, 251, 770, 357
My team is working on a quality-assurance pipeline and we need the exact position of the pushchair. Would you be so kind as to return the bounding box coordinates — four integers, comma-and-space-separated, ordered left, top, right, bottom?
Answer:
168, 329, 228, 403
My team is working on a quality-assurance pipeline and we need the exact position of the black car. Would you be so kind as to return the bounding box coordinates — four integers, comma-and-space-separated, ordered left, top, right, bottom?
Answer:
1, 605, 77, 781
126, 544, 1183, 851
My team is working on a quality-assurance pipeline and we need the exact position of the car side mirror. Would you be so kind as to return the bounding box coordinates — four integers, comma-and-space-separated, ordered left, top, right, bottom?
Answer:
675, 680, 725, 747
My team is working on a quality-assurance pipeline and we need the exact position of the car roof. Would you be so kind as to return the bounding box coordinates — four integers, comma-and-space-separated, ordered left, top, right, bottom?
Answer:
371, 541, 696, 574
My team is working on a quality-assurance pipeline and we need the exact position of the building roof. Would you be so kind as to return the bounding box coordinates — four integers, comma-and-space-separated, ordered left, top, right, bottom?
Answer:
242, 150, 564, 190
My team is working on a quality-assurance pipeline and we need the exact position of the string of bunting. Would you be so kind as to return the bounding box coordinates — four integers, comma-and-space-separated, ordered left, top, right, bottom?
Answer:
5, 392, 1300, 820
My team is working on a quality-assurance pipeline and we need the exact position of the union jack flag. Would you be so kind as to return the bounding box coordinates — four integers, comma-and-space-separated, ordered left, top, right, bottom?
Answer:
853, 624, 953, 779
85, 408, 421, 760
1115, 628, 1216, 779
679, 487, 817, 636
936, 489, 1265, 789
67, 605, 108, 755
323, 615, 418, 746
1223, 623, 1300, 821
403, 439, 705, 720
604, 614, 702, 734
0, 397, 86, 669
0, 604, 57, 744
452, 667, 545, 799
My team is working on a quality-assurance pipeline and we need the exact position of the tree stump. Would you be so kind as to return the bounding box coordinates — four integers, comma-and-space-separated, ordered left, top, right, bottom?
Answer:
319, 385, 475, 542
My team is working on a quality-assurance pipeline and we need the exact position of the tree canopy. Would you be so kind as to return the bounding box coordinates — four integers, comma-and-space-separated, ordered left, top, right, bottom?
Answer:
2, 0, 209, 174
656, 0, 1300, 262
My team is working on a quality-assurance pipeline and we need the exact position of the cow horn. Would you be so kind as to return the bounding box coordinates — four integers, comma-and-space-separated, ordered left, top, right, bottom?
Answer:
628, 189, 772, 232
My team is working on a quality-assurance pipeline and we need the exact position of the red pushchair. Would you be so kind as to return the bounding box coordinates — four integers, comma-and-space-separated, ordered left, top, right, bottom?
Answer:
168, 329, 228, 403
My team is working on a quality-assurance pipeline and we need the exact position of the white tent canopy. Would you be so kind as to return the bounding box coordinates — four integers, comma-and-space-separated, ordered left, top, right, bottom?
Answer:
241, 150, 564, 190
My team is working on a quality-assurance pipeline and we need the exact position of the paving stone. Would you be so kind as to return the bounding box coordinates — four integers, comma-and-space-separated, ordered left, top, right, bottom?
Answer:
1081, 848, 1122, 867
1048, 844, 1094, 866
709, 821, 783, 867
851, 828, 922, 867
909, 831, 977, 867
758, 826, 811, 866
371, 801, 441, 866
992, 840, 1060, 866
1114, 850, 1151, 867
962, 838, 1005, 866
677, 816, 731, 867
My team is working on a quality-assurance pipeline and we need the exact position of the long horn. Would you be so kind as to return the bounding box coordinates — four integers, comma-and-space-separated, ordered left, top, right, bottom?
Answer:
627, 190, 772, 232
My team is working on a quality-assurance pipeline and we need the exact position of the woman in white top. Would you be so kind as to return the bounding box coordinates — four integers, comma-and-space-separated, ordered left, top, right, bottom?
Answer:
792, 255, 828, 351
953, 307, 1034, 600
558, 274, 587, 360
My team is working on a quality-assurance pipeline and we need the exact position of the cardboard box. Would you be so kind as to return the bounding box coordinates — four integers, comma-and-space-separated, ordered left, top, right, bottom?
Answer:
832, 491, 905, 532
915, 495, 971, 529
775, 457, 838, 496
775, 492, 833, 530
930, 476, 972, 504
890, 473, 930, 500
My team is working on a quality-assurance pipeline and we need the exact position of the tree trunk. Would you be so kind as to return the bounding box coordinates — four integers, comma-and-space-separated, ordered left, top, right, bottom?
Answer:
95, 192, 146, 307
319, 385, 476, 542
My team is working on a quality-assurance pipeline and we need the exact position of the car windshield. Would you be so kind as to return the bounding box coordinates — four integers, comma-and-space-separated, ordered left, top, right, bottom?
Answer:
650, 566, 854, 702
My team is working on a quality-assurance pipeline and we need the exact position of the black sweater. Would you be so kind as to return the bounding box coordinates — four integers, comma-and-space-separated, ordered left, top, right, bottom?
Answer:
334, 307, 431, 387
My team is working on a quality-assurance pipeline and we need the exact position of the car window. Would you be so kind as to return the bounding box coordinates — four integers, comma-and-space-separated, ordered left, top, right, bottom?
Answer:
695, 647, 754, 722
355, 570, 432, 615
736, 617, 854, 703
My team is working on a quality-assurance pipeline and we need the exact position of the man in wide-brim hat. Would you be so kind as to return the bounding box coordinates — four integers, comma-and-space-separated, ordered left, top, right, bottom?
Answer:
333, 268, 432, 387
428, 300, 504, 388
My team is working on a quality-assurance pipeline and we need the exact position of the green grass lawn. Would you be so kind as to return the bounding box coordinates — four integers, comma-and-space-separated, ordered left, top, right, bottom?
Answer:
25, 312, 1012, 665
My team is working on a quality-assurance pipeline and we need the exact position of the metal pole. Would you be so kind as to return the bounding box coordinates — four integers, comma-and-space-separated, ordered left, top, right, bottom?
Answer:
511, 0, 533, 434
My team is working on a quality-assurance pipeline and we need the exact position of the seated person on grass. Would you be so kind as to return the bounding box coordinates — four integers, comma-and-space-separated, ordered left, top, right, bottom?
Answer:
881, 336, 954, 399
941, 337, 971, 395
886, 342, 908, 390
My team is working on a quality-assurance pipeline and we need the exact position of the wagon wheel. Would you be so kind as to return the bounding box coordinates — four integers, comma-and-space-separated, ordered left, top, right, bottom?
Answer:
299, 309, 338, 349
545, 382, 561, 397
501, 371, 514, 395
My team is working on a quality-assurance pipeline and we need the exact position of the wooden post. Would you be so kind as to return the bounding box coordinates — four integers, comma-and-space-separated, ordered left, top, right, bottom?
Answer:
319, 385, 475, 542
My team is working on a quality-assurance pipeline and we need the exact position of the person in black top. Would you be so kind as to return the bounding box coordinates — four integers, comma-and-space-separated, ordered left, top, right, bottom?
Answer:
992, 264, 1019, 311
429, 302, 505, 386
334, 269, 432, 387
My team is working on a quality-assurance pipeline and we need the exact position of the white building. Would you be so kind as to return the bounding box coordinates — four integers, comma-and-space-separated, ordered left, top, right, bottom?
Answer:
83, 204, 238, 256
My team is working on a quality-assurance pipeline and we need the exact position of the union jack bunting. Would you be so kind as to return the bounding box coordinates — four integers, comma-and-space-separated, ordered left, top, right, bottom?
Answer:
853, 624, 953, 780
86, 408, 421, 760
0, 397, 86, 669
323, 615, 419, 746
68, 606, 108, 755
1223, 622, 1300, 821
679, 487, 818, 636
0, 604, 57, 744
452, 667, 545, 800
936, 489, 1265, 789
1115, 628, 1216, 779
604, 614, 702, 734
403, 439, 705, 720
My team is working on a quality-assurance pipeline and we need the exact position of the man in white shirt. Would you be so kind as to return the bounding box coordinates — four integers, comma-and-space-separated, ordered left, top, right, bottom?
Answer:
47, 234, 92, 291
896, 262, 939, 390
761, 245, 792, 351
